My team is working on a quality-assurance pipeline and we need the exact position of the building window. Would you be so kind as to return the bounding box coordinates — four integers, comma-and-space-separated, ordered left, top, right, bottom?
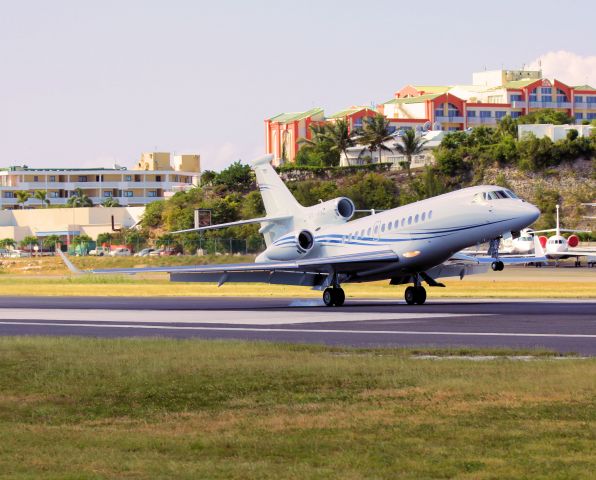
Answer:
495, 111, 507, 119
510, 111, 522, 118
587, 113, 596, 120
541, 96, 552, 103
173, 175, 179, 182
4, 192, 14, 198
541, 87, 552, 94
49, 176, 56, 182
529, 94, 537, 102
49, 192, 59, 198
575, 113, 584, 120
33, 176, 39, 182
147, 191, 157, 197
510, 94, 522, 102
103, 191, 113, 197
467, 111, 476, 117
124, 191, 134, 197
78, 176, 87, 182
587, 96, 596, 104
575, 96, 584, 103
434, 110, 443, 118
156, 175, 162, 182
124, 175, 132, 181
556, 95, 567, 102
448, 127, 459, 131
480, 111, 492, 118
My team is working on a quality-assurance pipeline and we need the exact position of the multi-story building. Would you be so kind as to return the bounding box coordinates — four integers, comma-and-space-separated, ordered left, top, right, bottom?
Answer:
0, 152, 200, 209
382, 69, 596, 131
265, 68, 596, 164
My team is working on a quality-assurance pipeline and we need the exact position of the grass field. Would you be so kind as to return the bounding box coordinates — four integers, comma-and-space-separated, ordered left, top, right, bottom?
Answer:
0, 256, 595, 298
0, 338, 593, 479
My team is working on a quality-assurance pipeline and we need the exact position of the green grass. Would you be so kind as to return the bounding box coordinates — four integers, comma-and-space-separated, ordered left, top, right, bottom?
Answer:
0, 338, 594, 479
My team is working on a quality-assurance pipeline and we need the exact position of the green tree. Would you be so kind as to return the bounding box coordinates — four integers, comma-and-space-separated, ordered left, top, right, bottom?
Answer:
496, 115, 518, 138
141, 200, 165, 229
156, 233, 176, 249
124, 229, 146, 253
517, 109, 573, 125
356, 114, 394, 164
34, 190, 50, 208
393, 129, 428, 178
41, 234, 62, 252
19, 235, 38, 251
96, 232, 113, 247
295, 123, 340, 167
213, 161, 253, 191
66, 188, 93, 207
15, 191, 31, 209
0, 238, 16, 250
71, 234, 92, 255
323, 119, 356, 163
101, 197, 121, 207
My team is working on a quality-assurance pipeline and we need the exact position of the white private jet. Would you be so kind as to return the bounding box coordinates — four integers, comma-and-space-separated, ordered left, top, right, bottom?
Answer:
59, 154, 544, 306
532, 204, 594, 266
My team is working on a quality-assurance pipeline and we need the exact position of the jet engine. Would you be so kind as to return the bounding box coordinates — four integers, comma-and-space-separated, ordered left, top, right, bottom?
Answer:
307, 197, 355, 225
567, 234, 579, 248
263, 230, 316, 261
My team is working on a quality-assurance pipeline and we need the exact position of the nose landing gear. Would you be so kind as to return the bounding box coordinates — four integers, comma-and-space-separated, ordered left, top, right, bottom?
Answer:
323, 287, 345, 307
491, 260, 504, 271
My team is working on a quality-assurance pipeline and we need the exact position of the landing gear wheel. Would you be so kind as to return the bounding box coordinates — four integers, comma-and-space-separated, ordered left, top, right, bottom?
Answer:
405, 286, 416, 305
323, 287, 345, 307
334, 288, 345, 307
414, 286, 427, 305
491, 261, 504, 271
323, 288, 334, 307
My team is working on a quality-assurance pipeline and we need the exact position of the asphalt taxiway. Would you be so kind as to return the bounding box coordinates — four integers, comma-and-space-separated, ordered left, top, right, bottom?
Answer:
0, 296, 594, 355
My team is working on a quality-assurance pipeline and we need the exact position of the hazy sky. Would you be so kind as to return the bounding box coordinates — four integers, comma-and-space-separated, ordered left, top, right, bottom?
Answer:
1, 0, 595, 171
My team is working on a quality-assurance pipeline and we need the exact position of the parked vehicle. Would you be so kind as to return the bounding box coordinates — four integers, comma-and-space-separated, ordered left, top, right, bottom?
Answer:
8, 249, 31, 258
109, 247, 131, 257
135, 248, 155, 257
89, 246, 110, 256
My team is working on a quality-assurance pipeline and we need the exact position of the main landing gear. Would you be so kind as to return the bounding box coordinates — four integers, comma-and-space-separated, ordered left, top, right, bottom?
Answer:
405, 285, 426, 305
323, 287, 345, 307
491, 260, 504, 271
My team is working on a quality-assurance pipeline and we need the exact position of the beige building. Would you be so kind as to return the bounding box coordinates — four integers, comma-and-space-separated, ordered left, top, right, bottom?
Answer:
0, 206, 144, 243
0, 151, 201, 209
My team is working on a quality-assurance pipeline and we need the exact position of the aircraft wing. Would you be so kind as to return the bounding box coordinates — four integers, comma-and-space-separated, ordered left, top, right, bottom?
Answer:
452, 236, 547, 265
545, 249, 596, 259
57, 249, 399, 287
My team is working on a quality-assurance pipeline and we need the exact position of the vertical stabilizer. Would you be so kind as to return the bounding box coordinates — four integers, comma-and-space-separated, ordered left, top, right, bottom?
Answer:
251, 155, 302, 217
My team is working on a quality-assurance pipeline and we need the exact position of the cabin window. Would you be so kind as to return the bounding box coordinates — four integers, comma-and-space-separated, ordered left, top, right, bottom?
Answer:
421, 212, 426, 221
387, 222, 392, 231
361, 229, 365, 237
374, 225, 379, 234
428, 210, 433, 219
367, 227, 371, 236
401, 218, 405, 227
381, 224, 385, 233
415, 214, 419, 223
394, 220, 399, 229
408, 216, 412, 225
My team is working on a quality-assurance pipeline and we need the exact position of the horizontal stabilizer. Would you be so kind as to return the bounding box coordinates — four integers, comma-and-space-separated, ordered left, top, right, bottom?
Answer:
171, 215, 292, 234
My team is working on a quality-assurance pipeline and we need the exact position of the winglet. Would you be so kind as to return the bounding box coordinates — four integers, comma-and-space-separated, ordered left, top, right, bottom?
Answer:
56, 248, 85, 275
251, 154, 274, 167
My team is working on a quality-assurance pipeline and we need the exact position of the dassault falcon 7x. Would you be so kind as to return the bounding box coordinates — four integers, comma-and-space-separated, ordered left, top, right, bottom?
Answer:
59, 154, 544, 306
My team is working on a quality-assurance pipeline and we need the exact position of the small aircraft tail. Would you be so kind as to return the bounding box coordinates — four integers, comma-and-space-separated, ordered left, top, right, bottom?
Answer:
251, 155, 302, 218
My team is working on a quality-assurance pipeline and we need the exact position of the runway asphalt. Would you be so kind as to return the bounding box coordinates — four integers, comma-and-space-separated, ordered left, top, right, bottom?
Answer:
0, 296, 595, 355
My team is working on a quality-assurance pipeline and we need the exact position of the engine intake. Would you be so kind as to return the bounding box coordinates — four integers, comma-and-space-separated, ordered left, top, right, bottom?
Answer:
307, 197, 355, 225
261, 229, 316, 261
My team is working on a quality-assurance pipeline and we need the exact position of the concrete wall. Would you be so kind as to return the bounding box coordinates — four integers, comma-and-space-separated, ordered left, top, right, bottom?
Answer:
518, 124, 594, 142
0, 206, 144, 242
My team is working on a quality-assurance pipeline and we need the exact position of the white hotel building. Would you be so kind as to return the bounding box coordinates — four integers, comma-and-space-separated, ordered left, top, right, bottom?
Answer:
0, 152, 200, 209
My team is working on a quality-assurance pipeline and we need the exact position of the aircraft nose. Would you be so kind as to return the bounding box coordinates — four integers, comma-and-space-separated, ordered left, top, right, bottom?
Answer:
523, 203, 540, 224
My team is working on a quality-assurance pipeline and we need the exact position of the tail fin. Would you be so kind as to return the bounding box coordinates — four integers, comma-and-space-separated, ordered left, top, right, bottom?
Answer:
251, 155, 302, 217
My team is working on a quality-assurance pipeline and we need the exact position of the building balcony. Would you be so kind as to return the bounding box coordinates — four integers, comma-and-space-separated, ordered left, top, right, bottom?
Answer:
511, 101, 526, 108
467, 117, 496, 125
435, 116, 464, 123
529, 101, 572, 109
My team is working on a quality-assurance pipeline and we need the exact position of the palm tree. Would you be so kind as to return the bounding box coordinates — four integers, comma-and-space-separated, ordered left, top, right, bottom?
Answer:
66, 188, 93, 207
297, 123, 329, 148
72, 234, 92, 255
42, 234, 62, 252
0, 238, 16, 250
15, 191, 31, 209
101, 197, 120, 207
356, 115, 394, 164
19, 235, 38, 253
323, 119, 356, 165
34, 190, 51, 208
393, 129, 428, 178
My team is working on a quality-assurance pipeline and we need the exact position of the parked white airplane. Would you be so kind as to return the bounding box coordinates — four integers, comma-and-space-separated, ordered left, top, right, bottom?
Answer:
59, 154, 544, 306
532, 204, 594, 265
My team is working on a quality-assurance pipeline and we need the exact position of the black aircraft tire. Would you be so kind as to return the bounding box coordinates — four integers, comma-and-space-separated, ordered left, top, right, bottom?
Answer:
323, 288, 334, 307
405, 286, 416, 305
334, 288, 345, 307
415, 286, 427, 305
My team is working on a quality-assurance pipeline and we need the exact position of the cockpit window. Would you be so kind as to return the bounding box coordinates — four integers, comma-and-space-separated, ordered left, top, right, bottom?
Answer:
483, 190, 517, 201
